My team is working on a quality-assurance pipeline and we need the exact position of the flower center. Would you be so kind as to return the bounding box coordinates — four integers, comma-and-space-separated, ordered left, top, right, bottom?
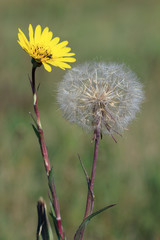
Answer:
30, 44, 52, 63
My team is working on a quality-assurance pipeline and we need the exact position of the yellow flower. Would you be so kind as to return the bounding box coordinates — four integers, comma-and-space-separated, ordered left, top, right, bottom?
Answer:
18, 24, 76, 72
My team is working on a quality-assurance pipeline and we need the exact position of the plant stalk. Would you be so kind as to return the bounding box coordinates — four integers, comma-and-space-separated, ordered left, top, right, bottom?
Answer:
80, 127, 100, 239
31, 66, 64, 239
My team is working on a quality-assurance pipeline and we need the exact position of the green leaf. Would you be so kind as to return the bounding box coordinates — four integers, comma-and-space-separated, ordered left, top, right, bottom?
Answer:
50, 213, 61, 240
37, 198, 54, 240
78, 154, 94, 203
49, 199, 61, 240
48, 168, 54, 189
32, 124, 41, 143
74, 204, 116, 240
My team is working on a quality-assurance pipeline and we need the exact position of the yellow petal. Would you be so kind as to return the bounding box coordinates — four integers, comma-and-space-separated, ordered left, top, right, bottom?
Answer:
56, 41, 68, 48
58, 62, 71, 69
17, 40, 29, 55
64, 52, 75, 56
18, 29, 29, 48
64, 57, 76, 62
50, 37, 60, 46
41, 27, 53, 43
35, 25, 41, 44
51, 61, 71, 70
17, 40, 26, 50
18, 32, 29, 50
61, 47, 71, 53
46, 31, 53, 42
41, 27, 49, 42
29, 24, 34, 44
52, 51, 75, 57
42, 62, 52, 72
54, 57, 76, 63
53, 47, 75, 55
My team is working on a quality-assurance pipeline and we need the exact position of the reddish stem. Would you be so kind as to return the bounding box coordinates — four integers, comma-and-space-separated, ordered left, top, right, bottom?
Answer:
31, 66, 63, 239
80, 127, 100, 240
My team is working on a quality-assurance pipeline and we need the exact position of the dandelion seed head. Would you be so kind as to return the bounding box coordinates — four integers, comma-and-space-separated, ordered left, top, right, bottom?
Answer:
57, 62, 144, 135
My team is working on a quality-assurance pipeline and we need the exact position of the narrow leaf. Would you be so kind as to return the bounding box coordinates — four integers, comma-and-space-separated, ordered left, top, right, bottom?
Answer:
32, 124, 41, 143
78, 154, 94, 202
78, 154, 90, 184
74, 204, 116, 240
50, 212, 61, 240
48, 168, 54, 188
49, 198, 61, 240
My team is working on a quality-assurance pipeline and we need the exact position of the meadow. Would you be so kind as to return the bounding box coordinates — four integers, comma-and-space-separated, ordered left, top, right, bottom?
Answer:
0, 0, 160, 239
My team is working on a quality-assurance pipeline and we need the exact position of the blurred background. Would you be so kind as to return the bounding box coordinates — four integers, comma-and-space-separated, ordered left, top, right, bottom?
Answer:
0, 0, 160, 239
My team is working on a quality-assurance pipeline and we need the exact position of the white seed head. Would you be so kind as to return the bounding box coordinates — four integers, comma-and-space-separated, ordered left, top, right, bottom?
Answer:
57, 62, 144, 135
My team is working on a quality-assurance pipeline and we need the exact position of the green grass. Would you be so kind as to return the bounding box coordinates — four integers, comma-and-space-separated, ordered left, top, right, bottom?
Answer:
0, 0, 160, 239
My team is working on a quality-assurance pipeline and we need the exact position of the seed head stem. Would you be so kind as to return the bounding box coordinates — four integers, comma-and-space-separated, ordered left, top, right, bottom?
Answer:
80, 127, 100, 240
31, 66, 64, 239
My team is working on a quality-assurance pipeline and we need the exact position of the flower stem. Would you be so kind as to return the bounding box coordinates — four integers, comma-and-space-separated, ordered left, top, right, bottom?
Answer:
80, 127, 100, 239
31, 66, 64, 239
